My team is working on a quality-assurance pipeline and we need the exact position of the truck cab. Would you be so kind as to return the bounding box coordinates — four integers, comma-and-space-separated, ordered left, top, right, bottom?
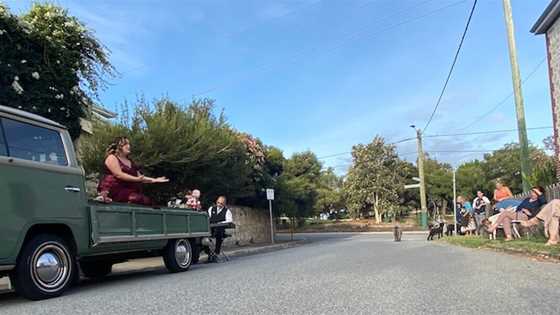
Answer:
0, 105, 210, 300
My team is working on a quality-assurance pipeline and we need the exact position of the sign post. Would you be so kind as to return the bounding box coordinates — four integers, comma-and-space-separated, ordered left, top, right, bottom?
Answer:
266, 189, 275, 244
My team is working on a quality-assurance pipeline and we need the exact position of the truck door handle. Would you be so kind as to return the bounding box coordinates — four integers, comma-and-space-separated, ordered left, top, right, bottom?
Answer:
64, 186, 81, 193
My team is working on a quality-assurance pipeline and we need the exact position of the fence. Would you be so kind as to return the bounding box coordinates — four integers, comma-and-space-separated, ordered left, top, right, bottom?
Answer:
513, 182, 560, 201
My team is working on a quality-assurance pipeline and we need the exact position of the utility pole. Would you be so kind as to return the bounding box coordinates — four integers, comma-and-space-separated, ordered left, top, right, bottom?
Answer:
453, 168, 457, 234
502, 0, 531, 192
413, 126, 428, 229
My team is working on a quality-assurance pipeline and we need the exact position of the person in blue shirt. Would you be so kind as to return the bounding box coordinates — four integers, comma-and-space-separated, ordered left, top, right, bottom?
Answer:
487, 186, 546, 241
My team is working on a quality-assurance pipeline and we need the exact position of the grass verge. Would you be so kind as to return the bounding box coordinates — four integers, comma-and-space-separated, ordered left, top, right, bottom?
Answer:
442, 235, 560, 260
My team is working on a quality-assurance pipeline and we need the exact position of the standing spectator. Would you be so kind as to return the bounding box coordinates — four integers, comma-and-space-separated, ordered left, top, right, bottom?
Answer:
205, 196, 233, 262
473, 191, 490, 234
455, 196, 465, 234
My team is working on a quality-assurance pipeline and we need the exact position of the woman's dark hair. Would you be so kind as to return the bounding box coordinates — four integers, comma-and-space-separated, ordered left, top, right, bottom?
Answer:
105, 136, 129, 157
532, 186, 545, 194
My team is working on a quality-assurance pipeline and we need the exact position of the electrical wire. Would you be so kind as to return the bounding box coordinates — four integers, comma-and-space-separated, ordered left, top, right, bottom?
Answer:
423, 0, 478, 133
424, 126, 552, 138
458, 57, 547, 131
194, 0, 468, 96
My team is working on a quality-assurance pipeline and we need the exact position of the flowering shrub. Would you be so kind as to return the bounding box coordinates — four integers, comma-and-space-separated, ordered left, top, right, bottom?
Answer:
0, 3, 114, 139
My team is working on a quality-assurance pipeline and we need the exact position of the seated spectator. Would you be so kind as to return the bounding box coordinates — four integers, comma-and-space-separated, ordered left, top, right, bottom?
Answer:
493, 179, 517, 211
487, 186, 546, 241
97, 136, 169, 205
186, 189, 202, 211
521, 198, 560, 246
460, 213, 476, 235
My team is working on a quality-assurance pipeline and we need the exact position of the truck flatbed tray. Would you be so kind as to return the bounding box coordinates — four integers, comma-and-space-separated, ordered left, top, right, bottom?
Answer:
89, 203, 211, 245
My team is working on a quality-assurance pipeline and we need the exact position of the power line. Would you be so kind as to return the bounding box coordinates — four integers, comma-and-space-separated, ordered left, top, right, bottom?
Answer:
317, 136, 417, 160
318, 125, 550, 161
424, 126, 552, 138
423, 0, 478, 133
194, 0, 468, 96
458, 57, 547, 131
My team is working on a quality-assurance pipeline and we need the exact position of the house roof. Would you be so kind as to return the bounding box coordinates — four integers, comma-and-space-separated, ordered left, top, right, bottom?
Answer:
531, 0, 560, 34
91, 104, 117, 119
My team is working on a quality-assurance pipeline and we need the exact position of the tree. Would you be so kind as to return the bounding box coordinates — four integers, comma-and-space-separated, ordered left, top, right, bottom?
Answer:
481, 143, 556, 194
424, 157, 452, 217
343, 136, 404, 223
0, 3, 114, 139
276, 151, 323, 221
314, 168, 344, 216
456, 160, 487, 200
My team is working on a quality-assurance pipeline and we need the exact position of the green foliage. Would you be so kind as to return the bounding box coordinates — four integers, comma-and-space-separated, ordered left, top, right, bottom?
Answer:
314, 168, 344, 215
424, 157, 453, 213
343, 136, 405, 222
456, 143, 557, 196
0, 3, 114, 139
456, 160, 486, 198
276, 151, 324, 219
81, 98, 270, 206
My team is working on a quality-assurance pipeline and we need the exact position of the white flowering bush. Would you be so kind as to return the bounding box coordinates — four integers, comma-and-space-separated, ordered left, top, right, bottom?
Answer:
0, 3, 114, 139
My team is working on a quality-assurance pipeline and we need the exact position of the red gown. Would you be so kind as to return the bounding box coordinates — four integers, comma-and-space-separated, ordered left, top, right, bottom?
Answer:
97, 157, 152, 206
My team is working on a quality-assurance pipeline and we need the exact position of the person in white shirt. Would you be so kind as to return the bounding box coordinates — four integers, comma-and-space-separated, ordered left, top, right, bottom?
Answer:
206, 196, 232, 262
472, 191, 490, 234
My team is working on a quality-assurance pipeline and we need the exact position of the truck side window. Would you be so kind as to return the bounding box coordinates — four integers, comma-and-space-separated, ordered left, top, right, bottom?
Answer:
0, 120, 7, 156
1, 118, 68, 166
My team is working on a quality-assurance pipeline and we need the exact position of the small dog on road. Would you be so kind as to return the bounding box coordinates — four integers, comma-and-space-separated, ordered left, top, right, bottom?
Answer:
427, 222, 444, 241
393, 224, 402, 242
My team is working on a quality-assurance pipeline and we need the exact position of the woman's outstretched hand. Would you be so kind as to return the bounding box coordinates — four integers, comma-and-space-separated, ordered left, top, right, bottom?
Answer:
151, 176, 169, 183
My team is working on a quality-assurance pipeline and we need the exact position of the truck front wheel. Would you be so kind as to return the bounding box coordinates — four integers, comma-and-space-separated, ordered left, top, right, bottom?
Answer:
80, 261, 113, 279
10, 234, 76, 300
163, 239, 192, 273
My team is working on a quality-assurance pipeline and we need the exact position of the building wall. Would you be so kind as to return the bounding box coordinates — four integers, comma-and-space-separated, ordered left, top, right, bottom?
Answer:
547, 18, 560, 175
222, 205, 272, 246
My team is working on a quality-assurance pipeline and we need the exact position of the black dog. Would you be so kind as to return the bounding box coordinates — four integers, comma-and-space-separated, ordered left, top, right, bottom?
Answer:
445, 224, 455, 236
427, 222, 444, 241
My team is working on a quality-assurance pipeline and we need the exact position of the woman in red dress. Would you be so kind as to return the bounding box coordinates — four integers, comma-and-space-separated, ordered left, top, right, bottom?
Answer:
97, 137, 168, 205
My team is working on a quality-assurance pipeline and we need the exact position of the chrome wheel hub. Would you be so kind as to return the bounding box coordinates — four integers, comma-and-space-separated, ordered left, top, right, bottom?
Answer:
31, 244, 70, 292
175, 240, 191, 267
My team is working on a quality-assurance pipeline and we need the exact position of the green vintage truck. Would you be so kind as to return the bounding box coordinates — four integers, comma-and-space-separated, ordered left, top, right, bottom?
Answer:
0, 105, 210, 300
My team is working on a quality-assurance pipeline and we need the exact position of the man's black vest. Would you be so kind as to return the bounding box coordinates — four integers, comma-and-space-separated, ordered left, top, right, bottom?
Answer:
209, 206, 228, 224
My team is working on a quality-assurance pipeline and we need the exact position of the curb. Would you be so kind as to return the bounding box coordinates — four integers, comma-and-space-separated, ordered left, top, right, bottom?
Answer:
0, 241, 308, 293
225, 240, 307, 258
440, 240, 560, 262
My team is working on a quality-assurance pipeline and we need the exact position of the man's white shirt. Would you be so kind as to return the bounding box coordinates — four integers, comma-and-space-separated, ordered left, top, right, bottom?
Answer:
208, 206, 233, 223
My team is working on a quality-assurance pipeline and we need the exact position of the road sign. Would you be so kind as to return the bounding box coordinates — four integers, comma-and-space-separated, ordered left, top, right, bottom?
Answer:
412, 177, 421, 182
266, 188, 275, 201
404, 183, 421, 189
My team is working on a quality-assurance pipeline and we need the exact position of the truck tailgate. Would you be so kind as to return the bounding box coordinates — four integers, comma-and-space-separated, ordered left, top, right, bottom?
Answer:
88, 203, 210, 245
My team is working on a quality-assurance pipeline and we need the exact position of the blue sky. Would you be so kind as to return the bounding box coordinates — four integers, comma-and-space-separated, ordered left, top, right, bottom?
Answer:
5, 0, 555, 173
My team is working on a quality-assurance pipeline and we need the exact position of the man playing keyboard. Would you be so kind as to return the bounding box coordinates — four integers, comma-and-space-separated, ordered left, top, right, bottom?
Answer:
206, 196, 233, 262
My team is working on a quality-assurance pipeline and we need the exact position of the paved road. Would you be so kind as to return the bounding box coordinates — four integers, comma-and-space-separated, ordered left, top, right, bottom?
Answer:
1, 233, 559, 314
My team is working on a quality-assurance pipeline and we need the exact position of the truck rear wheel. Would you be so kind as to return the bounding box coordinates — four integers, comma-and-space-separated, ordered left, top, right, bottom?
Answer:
163, 239, 192, 273
80, 261, 113, 279
10, 234, 76, 300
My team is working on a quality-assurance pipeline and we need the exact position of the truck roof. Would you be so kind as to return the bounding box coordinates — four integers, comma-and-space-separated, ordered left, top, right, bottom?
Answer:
0, 105, 67, 129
